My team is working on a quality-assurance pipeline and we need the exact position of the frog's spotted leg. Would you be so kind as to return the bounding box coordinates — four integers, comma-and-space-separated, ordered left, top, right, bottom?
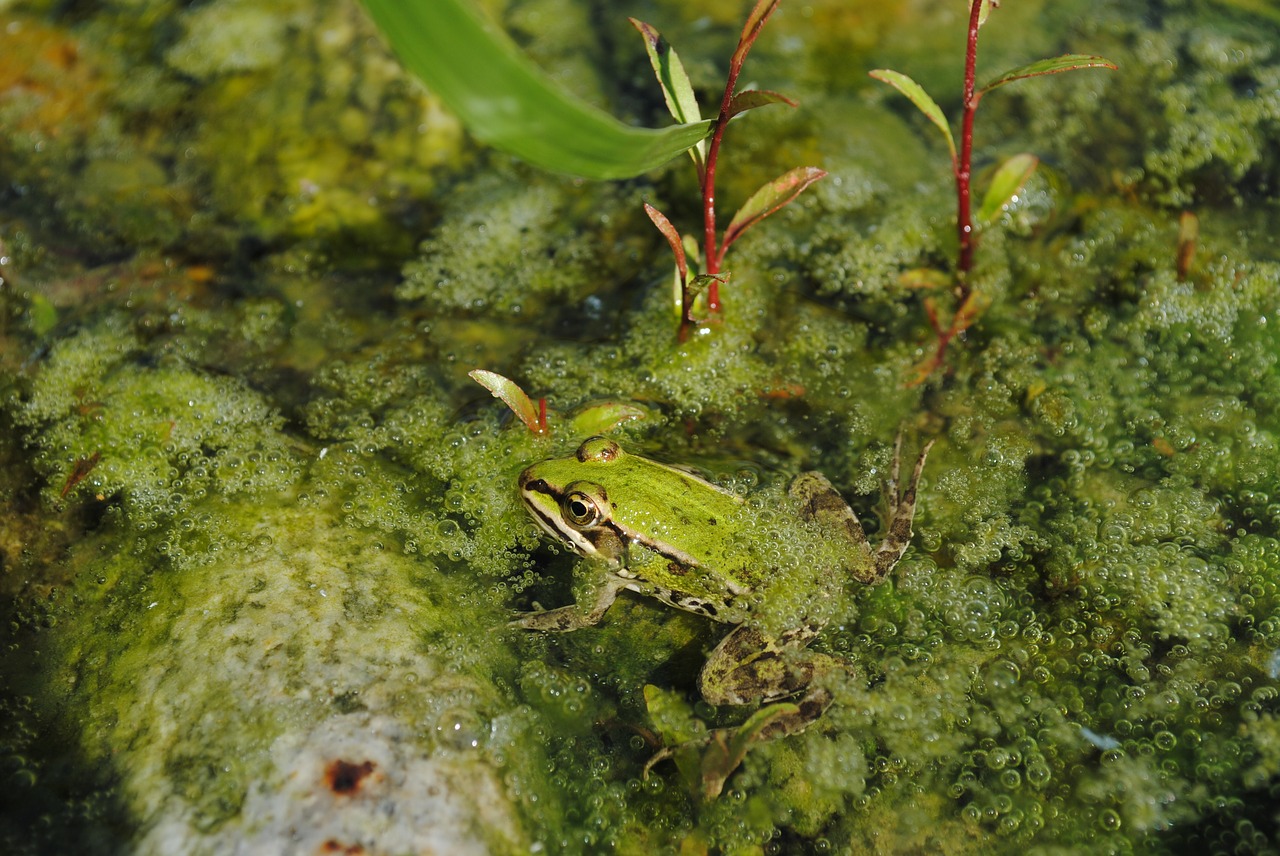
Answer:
789, 434, 934, 586
698, 625, 853, 736
874, 433, 935, 582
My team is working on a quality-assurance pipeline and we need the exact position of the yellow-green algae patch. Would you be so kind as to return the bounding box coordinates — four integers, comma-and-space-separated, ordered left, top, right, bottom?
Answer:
46, 487, 531, 854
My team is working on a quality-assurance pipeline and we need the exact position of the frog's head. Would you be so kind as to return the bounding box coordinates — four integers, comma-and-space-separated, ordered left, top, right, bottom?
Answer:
518, 437, 628, 563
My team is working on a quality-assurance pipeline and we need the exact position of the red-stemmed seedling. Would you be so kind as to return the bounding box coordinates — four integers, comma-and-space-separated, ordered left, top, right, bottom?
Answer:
871, 0, 1116, 384
632, 1, 826, 341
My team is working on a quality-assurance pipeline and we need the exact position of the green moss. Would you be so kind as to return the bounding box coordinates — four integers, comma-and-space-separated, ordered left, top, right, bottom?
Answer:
165, 1, 291, 77
398, 173, 654, 315
13, 315, 302, 524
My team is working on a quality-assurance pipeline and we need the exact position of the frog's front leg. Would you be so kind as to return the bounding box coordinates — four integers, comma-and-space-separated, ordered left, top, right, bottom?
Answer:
790, 434, 934, 585
698, 624, 851, 740
510, 573, 632, 632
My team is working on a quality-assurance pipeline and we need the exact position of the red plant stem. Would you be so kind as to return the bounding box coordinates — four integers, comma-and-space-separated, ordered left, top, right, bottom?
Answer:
700, 65, 745, 310
956, 0, 984, 286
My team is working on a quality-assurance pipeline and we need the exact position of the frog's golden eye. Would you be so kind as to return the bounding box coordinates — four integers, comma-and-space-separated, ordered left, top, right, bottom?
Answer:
562, 490, 602, 527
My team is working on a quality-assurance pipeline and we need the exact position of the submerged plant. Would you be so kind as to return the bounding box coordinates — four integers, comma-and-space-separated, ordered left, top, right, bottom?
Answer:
871, 0, 1115, 382
469, 369, 648, 437
632, 0, 826, 340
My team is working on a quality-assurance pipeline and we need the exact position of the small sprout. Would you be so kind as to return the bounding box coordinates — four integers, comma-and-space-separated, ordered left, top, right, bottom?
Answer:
469, 369, 547, 434
1177, 210, 1199, 282
60, 451, 102, 498
635, 0, 823, 339
568, 401, 650, 436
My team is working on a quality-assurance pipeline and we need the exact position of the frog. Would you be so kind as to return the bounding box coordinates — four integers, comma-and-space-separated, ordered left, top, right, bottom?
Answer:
513, 433, 933, 790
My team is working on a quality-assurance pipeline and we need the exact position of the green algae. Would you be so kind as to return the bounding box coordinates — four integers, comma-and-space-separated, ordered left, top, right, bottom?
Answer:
3, 0, 1280, 853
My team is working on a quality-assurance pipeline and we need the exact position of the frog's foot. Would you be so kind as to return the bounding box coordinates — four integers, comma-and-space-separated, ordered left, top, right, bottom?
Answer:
642, 699, 825, 801
508, 575, 630, 632
870, 433, 935, 582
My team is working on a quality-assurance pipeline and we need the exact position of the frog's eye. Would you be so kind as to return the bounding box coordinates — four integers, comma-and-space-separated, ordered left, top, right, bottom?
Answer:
562, 490, 603, 527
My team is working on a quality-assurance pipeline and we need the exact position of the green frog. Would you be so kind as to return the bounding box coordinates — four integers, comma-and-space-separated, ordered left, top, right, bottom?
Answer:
513, 434, 932, 783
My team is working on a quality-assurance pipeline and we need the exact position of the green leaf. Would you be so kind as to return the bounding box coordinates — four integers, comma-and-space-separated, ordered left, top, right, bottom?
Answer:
727, 88, 796, 120
976, 152, 1039, 225
979, 54, 1118, 95
569, 401, 650, 436
360, 0, 713, 180
723, 166, 827, 250
469, 369, 545, 434
629, 19, 701, 127
629, 19, 705, 172
869, 69, 957, 165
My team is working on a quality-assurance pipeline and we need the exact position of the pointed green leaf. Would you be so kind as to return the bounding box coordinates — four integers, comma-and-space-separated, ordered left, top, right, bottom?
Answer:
869, 69, 957, 165
979, 54, 1118, 95
469, 369, 544, 434
727, 88, 797, 120
977, 153, 1039, 225
569, 401, 650, 436
723, 166, 827, 250
629, 19, 705, 171
360, 0, 713, 180
629, 19, 701, 126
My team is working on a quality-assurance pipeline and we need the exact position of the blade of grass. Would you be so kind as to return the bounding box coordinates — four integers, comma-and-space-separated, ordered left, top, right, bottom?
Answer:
361, 0, 713, 180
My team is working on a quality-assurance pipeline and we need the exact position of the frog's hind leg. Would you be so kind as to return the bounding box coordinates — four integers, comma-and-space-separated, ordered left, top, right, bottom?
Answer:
870, 434, 935, 582
788, 433, 934, 586
698, 625, 849, 739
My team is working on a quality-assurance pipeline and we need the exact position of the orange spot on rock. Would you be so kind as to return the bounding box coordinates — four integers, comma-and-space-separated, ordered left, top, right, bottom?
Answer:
324, 759, 376, 795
